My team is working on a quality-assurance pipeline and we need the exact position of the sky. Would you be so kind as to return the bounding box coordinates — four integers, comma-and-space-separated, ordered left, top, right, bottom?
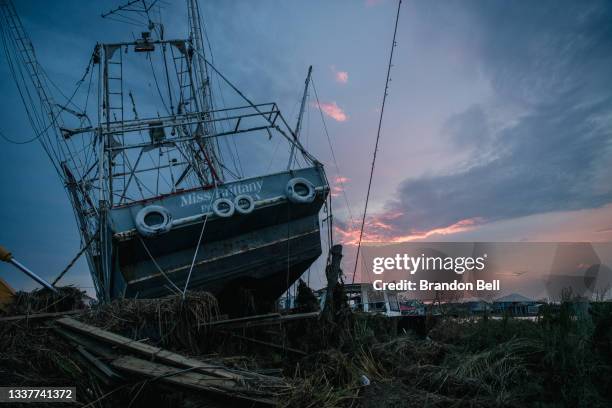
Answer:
1, 0, 611, 296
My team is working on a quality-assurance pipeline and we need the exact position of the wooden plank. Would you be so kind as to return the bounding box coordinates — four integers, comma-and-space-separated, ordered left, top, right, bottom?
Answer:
0, 309, 82, 322
280, 311, 320, 321
111, 355, 237, 389
202, 311, 319, 330
202, 313, 281, 327
77, 346, 123, 380
53, 326, 120, 360
232, 334, 307, 356
231, 312, 320, 329
55, 317, 241, 380
111, 355, 274, 405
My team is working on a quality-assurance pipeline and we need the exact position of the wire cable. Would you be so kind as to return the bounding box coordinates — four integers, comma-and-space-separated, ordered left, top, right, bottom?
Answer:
311, 77, 356, 230
351, 0, 402, 284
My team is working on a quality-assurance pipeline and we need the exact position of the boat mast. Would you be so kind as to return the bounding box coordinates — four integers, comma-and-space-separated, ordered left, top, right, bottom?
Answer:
0, 0, 105, 296
287, 65, 313, 169
187, 0, 223, 181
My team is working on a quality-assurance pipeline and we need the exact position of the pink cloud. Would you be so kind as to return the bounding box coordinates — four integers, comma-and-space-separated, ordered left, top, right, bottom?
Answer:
334, 176, 350, 184
331, 176, 350, 197
335, 216, 483, 246
335, 71, 349, 84
330, 65, 349, 84
315, 101, 348, 122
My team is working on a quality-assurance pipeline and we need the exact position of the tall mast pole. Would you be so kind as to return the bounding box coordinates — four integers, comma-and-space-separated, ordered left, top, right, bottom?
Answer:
187, 0, 222, 182
287, 65, 312, 169
187, 0, 209, 112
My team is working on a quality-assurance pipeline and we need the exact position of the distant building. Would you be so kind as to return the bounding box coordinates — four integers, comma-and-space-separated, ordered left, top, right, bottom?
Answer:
460, 296, 491, 314
315, 283, 402, 317
493, 293, 539, 315
399, 299, 425, 316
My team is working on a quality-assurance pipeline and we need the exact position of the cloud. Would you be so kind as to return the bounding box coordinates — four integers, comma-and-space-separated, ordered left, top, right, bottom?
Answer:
335, 215, 481, 245
315, 101, 348, 122
331, 176, 350, 197
335, 176, 350, 184
340, 0, 612, 241
443, 104, 490, 149
330, 65, 349, 84
335, 71, 349, 84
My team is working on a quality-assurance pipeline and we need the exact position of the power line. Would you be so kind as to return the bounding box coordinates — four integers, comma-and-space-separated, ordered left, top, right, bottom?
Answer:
351, 0, 402, 284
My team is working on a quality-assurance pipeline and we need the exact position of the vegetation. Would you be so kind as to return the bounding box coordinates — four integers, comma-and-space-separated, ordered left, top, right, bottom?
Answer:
1, 288, 612, 407
285, 302, 612, 407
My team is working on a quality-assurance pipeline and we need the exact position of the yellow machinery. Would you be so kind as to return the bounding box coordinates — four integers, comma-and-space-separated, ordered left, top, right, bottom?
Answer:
0, 245, 58, 294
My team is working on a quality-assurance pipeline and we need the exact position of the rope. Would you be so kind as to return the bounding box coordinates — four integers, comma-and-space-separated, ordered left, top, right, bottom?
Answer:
137, 235, 182, 295
351, 0, 402, 284
51, 234, 96, 286
182, 214, 208, 298
182, 182, 220, 297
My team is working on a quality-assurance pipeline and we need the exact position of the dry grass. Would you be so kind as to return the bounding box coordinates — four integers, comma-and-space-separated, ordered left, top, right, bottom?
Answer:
80, 290, 219, 352
2, 286, 86, 316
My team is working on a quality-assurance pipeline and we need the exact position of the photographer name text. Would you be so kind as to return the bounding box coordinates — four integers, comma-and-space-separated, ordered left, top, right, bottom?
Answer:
373, 279, 500, 291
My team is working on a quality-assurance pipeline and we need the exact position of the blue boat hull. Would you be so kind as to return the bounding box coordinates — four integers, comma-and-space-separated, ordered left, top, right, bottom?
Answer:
96, 167, 329, 305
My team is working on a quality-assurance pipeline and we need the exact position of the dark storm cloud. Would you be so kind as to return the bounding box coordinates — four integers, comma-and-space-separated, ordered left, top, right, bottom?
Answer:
442, 104, 489, 148
383, 0, 612, 233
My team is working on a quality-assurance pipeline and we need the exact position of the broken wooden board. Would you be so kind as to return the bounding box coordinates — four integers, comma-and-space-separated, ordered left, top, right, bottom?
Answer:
111, 355, 276, 406
201, 311, 319, 330
55, 317, 241, 380
204, 313, 281, 327
0, 309, 82, 322
232, 334, 307, 356
53, 326, 120, 360
77, 345, 123, 381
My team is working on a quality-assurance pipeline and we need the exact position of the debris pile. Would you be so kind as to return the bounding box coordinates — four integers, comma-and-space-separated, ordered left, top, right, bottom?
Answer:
0, 289, 293, 407
81, 291, 219, 352
1, 286, 86, 316
2, 287, 612, 407
54, 316, 291, 405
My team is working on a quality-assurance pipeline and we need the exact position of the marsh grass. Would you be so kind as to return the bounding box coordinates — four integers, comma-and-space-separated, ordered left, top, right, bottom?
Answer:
287, 302, 612, 407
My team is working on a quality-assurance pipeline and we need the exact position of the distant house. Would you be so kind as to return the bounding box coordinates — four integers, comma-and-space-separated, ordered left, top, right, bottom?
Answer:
460, 296, 491, 314
493, 293, 538, 315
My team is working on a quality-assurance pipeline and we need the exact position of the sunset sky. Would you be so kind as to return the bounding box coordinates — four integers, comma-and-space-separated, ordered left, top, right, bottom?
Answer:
1, 0, 611, 294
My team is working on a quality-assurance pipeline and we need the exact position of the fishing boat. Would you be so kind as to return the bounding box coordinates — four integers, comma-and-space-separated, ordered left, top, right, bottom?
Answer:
0, 0, 330, 304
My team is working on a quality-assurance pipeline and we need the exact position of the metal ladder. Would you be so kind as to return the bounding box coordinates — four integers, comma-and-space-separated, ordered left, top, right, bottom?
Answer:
104, 46, 127, 203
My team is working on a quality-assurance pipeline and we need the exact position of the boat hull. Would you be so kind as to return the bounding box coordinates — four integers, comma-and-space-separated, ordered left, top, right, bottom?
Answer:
99, 167, 328, 305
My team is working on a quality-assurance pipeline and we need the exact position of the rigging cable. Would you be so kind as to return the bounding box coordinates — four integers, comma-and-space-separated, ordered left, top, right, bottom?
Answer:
311, 77, 356, 231
51, 233, 96, 286
205, 29, 244, 179
0, 18, 96, 196
351, 0, 402, 284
